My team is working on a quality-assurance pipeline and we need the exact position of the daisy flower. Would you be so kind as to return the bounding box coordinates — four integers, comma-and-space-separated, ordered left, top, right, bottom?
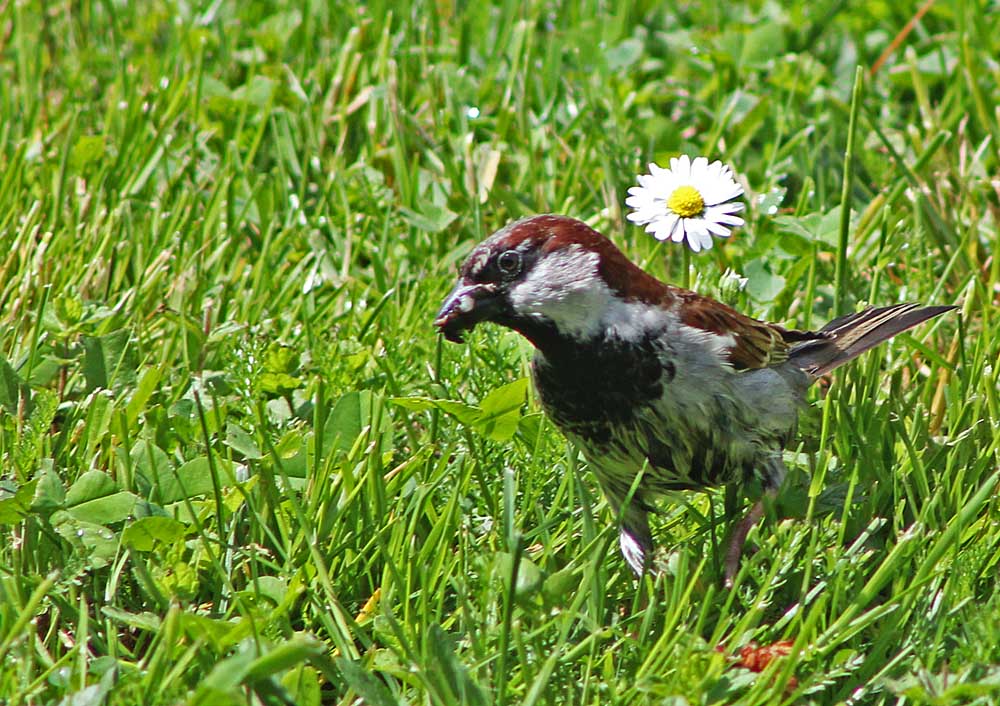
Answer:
626, 155, 745, 252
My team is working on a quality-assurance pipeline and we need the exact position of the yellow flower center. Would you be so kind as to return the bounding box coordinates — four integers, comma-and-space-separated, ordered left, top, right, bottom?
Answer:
667, 185, 704, 218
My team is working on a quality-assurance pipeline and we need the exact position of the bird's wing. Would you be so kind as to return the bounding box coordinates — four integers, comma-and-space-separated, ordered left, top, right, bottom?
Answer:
676, 292, 821, 371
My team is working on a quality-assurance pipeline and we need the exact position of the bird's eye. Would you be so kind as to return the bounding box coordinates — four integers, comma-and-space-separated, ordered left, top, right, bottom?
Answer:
496, 250, 522, 276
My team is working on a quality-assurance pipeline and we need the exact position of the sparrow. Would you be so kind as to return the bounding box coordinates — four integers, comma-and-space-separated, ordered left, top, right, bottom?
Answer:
434, 214, 954, 584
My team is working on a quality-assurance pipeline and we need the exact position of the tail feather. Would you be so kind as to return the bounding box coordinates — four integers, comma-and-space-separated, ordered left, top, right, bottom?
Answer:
789, 303, 956, 376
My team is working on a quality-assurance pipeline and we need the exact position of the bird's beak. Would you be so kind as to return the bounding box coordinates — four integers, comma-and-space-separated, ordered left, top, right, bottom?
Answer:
434, 281, 505, 343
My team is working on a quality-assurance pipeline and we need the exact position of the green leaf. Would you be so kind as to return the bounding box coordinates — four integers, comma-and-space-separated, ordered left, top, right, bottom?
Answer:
244, 633, 323, 681
335, 658, 401, 706
126, 365, 163, 426
155, 457, 236, 504
388, 397, 436, 413
274, 434, 309, 480
774, 207, 842, 249
281, 665, 322, 706
54, 661, 117, 706
253, 576, 288, 606
235, 75, 277, 109
758, 185, 787, 216
67, 491, 138, 525
426, 624, 488, 706
258, 343, 302, 395
25, 355, 64, 387
735, 22, 787, 66
128, 439, 172, 497
391, 396, 483, 427
198, 644, 256, 692
194, 633, 322, 705
52, 512, 119, 568
65, 470, 119, 506
82, 330, 138, 393
101, 606, 162, 633
542, 566, 579, 602
494, 552, 544, 601
64, 471, 135, 525
225, 422, 263, 460
263, 343, 300, 375
323, 391, 362, 454
79, 390, 115, 461
70, 135, 107, 172
122, 516, 187, 551
605, 38, 644, 70
180, 612, 246, 651
53, 291, 84, 327
251, 10, 302, 55
398, 202, 458, 233
0, 479, 38, 525
320, 391, 391, 459
476, 378, 528, 442
0, 354, 29, 414
516, 412, 545, 444
743, 259, 787, 303
390, 380, 527, 442
31, 469, 65, 514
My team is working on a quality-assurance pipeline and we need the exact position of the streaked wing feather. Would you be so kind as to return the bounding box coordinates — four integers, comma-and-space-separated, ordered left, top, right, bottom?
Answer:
677, 293, 803, 371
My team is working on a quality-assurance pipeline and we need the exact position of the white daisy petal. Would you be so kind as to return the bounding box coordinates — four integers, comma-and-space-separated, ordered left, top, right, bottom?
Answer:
657, 213, 679, 238
705, 202, 744, 215
711, 200, 745, 214
648, 216, 673, 241
636, 173, 658, 190
701, 181, 744, 205
705, 220, 732, 237
705, 209, 745, 228
685, 219, 707, 237
625, 194, 649, 211
687, 225, 708, 252
685, 221, 713, 251
670, 218, 686, 243
671, 155, 692, 181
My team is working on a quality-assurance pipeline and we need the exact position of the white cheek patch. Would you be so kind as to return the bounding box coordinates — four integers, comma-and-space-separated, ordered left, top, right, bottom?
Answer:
508, 246, 609, 338
507, 245, 683, 344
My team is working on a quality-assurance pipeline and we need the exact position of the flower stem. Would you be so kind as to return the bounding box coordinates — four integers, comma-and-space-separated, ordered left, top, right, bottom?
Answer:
682, 248, 691, 289
835, 65, 864, 317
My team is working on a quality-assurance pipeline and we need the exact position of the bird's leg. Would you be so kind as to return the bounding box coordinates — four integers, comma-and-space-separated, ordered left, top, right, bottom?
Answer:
723, 489, 776, 588
725, 454, 786, 587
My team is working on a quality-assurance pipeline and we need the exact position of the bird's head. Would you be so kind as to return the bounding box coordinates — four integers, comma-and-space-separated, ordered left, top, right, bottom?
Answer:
434, 215, 668, 348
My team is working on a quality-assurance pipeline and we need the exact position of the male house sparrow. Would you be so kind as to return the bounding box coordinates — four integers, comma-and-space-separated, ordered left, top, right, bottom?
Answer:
434, 214, 954, 584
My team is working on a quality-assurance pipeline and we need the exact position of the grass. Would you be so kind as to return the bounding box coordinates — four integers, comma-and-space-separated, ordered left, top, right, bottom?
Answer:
0, 0, 998, 704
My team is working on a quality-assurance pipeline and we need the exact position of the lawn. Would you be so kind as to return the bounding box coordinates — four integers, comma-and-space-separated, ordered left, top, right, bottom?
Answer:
1, 1, 998, 704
